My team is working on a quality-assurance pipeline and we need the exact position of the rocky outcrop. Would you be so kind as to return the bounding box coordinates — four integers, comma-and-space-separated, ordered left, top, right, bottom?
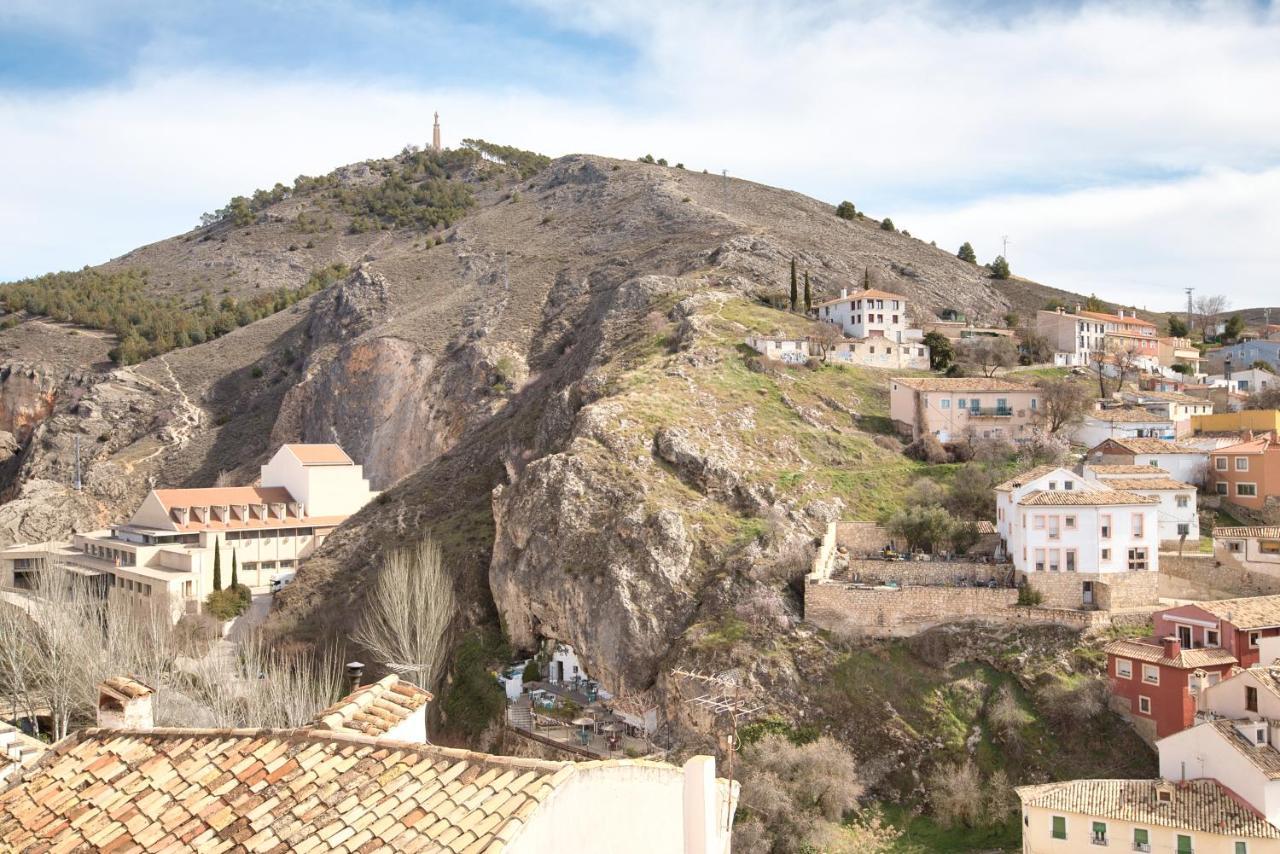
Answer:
0, 479, 109, 546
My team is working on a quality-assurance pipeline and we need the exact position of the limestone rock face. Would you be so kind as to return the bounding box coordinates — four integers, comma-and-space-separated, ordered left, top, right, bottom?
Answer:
490, 436, 698, 691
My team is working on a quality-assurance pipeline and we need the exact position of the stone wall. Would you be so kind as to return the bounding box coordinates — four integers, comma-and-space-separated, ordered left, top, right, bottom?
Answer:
1015, 570, 1159, 611
804, 583, 1019, 636
1158, 551, 1280, 600
839, 559, 1011, 587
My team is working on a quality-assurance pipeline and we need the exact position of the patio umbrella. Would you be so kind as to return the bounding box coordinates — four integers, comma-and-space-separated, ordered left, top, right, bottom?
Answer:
571, 716, 594, 727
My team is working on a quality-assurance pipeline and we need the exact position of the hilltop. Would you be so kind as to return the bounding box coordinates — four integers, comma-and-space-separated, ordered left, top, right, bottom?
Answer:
0, 145, 1159, 845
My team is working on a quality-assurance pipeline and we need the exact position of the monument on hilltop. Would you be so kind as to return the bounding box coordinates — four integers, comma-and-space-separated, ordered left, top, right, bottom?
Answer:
432, 112, 441, 152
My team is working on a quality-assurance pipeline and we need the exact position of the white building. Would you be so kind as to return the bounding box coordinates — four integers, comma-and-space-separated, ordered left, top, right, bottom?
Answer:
994, 465, 1083, 543
816, 287, 915, 341
1119, 390, 1215, 437
743, 332, 929, 369
743, 335, 811, 364
1085, 471, 1199, 544
0, 444, 376, 620
1209, 368, 1280, 394
1036, 307, 1107, 367
1085, 438, 1210, 486
1073, 409, 1177, 448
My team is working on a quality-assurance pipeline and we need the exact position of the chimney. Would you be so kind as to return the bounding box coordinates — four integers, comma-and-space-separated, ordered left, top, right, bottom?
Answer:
346, 661, 365, 692
1075, 303, 1082, 314
839, 287, 848, 299
683, 756, 728, 854
1162, 636, 1182, 659
97, 677, 153, 730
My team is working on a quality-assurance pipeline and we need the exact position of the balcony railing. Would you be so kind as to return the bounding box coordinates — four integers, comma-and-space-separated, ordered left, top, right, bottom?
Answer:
967, 408, 1014, 418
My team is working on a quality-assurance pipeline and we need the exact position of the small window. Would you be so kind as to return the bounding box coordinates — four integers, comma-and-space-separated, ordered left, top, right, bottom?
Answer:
1237, 841, 1249, 854
958, 399, 968, 410
1100, 514, 1111, 538
1176, 495, 1189, 508
1216, 457, 1228, 471
1178, 523, 1191, 536
1116, 658, 1133, 679
1101, 548, 1111, 560
1065, 515, 1076, 529
1142, 664, 1159, 685
1236, 457, 1250, 471
1052, 816, 1067, 840
1133, 828, 1150, 851
1238, 483, 1258, 497
1091, 822, 1107, 844
1139, 695, 1151, 714
1247, 686, 1259, 712
1177, 834, 1193, 854
1216, 482, 1229, 495
1207, 630, 1219, 646
1250, 632, 1261, 648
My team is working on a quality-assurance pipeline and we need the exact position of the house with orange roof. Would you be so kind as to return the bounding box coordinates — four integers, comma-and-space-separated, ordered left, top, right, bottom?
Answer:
0, 444, 377, 619
888, 376, 1043, 442
1036, 307, 1107, 367
1211, 434, 1280, 515
816, 286, 917, 343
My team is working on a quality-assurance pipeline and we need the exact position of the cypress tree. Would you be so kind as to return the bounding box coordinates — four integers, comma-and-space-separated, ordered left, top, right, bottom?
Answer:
803, 271, 812, 313
789, 258, 798, 311
213, 540, 222, 591
231, 550, 239, 590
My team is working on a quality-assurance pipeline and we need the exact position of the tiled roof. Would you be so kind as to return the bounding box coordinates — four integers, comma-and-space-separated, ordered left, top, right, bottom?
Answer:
1215, 527, 1280, 539
975, 521, 997, 535
892, 377, 1034, 393
1125, 390, 1209, 404
1103, 638, 1237, 669
1015, 778, 1280, 839
0, 722, 46, 781
153, 486, 296, 510
1085, 409, 1174, 424
1099, 477, 1194, 491
100, 675, 153, 700
310, 675, 433, 737
1086, 464, 1171, 475
0, 727, 577, 853
1019, 489, 1157, 506
1209, 719, 1280, 780
815, 288, 908, 307
1213, 436, 1274, 455
1079, 309, 1157, 328
1098, 437, 1201, 454
1196, 595, 1280, 629
285, 444, 354, 466
994, 464, 1066, 492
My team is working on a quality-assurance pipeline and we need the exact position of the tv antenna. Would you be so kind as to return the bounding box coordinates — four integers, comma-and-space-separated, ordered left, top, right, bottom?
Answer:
671, 668, 764, 839
1185, 287, 1194, 334
1001, 234, 1011, 259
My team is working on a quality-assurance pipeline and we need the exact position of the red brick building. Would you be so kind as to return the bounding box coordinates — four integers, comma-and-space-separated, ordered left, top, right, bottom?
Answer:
1155, 595, 1280, 669
1104, 636, 1236, 739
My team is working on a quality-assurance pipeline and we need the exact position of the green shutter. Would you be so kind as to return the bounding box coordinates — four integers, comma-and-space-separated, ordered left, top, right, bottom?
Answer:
1133, 828, 1149, 846
1177, 834, 1193, 854
1092, 821, 1107, 840
1051, 816, 1066, 839
1236, 843, 1247, 854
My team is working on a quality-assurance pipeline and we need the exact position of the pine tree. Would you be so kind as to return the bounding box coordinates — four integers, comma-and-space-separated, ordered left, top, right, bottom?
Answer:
230, 551, 239, 590
213, 540, 222, 591
988, 255, 1011, 280
863, 267, 872, 290
789, 258, 798, 312
957, 242, 977, 263
803, 271, 812, 313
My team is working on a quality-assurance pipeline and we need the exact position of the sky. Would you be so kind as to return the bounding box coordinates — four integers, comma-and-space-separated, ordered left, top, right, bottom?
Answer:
2, 0, 1278, 310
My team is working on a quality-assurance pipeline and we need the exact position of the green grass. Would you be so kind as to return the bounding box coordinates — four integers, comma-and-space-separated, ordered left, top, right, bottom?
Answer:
882, 804, 1020, 853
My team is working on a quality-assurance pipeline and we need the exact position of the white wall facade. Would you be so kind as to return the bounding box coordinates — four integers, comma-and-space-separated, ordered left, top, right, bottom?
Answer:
1020, 804, 1280, 854
260, 447, 376, 518
1133, 453, 1209, 486
1159, 724, 1280, 825
1012, 502, 1160, 574
817, 290, 909, 341
1074, 417, 1177, 449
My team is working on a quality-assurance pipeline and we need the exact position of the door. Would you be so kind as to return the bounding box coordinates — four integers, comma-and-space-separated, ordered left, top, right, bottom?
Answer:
1178, 625, 1193, 648
1082, 581, 1094, 606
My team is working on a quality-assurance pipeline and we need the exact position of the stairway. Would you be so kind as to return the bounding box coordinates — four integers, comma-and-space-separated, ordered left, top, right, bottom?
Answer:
507, 696, 533, 730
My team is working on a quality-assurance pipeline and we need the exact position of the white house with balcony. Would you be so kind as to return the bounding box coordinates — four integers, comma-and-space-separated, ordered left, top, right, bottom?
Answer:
816, 287, 917, 342
0, 444, 376, 620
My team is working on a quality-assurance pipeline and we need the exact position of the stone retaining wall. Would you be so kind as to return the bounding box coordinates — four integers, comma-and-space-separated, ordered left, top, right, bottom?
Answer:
1015, 570, 1159, 611
1158, 551, 1280, 600
838, 559, 1011, 587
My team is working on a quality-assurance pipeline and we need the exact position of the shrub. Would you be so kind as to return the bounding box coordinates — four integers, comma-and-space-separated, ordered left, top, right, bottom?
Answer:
459, 138, 550, 179
957, 241, 977, 262
904, 433, 949, 463
638, 154, 656, 164
835, 200, 856, 220
1017, 584, 1043, 606
204, 588, 248, 621
880, 217, 895, 232
886, 505, 954, 553
873, 434, 903, 453
251, 366, 264, 379
441, 630, 510, 741
521, 659, 541, 683
987, 255, 1011, 279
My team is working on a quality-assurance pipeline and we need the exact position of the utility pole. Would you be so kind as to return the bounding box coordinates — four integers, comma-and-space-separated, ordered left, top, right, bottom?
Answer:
1185, 287, 1194, 336
1001, 235, 1010, 259
721, 170, 728, 211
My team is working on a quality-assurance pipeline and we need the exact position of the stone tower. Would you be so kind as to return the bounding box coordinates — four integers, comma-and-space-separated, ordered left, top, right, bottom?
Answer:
432, 112, 441, 152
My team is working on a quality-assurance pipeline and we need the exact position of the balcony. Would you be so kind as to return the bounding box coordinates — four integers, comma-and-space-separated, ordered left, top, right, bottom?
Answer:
967, 407, 1015, 419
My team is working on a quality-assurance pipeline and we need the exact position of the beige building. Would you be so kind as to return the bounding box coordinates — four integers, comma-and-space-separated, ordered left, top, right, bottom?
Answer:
0, 444, 376, 619
1036, 308, 1107, 367
889, 377, 1043, 442
1017, 778, 1280, 853
1160, 336, 1202, 373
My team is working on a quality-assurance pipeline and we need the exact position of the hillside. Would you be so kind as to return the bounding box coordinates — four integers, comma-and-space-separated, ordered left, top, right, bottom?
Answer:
0, 146, 1158, 846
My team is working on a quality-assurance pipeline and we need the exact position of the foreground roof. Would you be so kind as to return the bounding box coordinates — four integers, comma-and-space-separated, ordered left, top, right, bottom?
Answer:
1019, 489, 1157, 506
815, 287, 908, 307
1085, 410, 1175, 425
1215, 527, 1280, 539
1085, 464, 1171, 475
0, 722, 46, 780
1208, 719, 1280, 780
1195, 595, 1280, 629
1103, 638, 1237, 670
0, 727, 577, 853
1016, 778, 1280, 838
309, 675, 433, 737
1098, 437, 1200, 454
994, 464, 1069, 492
1099, 477, 1194, 491
893, 376, 1033, 393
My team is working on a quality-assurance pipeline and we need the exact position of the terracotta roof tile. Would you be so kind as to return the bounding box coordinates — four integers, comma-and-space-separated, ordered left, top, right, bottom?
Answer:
1085, 409, 1175, 424
892, 377, 1035, 393
1099, 477, 1194, 491
994, 464, 1071, 492
1196, 595, 1280, 629
1015, 777, 1280, 838
285, 444, 355, 466
1103, 638, 1237, 669
1085, 464, 1171, 475
1019, 489, 1158, 506
1215, 527, 1280, 539
309, 676, 432, 739
1096, 437, 1202, 454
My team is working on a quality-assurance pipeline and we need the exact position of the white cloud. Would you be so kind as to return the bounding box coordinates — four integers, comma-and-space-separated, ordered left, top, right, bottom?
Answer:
1, 0, 1278, 306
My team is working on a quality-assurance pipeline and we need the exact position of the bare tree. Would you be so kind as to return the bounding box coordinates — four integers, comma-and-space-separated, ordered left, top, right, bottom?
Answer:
807, 321, 844, 360
1112, 344, 1142, 389
353, 537, 457, 739
1193, 294, 1229, 338
957, 336, 1017, 377
1035, 377, 1091, 434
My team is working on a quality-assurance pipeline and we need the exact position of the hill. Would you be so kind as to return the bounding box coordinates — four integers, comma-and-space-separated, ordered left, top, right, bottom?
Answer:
0, 146, 1157, 845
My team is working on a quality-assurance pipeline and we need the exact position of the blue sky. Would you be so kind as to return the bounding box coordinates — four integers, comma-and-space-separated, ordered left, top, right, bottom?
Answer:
2, 0, 1279, 309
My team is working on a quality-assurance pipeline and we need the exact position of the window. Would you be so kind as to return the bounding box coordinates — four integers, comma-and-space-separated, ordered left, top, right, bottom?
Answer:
1091, 822, 1107, 845
1052, 816, 1067, 840
1049, 481, 1058, 491
1116, 658, 1133, 679
1035, 516, 1046, 530
1178, 523, 1191, 537
1177, 834, 1193, 854
1207, 629, 1219, 647
1133, 828, 1150, 851
1065, 515, 1077, 530
1139, 695, 1151, 713
1236, 457, 1250, 471
1247, 686, 1259, 712
1049, 551, 1061, 572
1142, 665, 1159, 685
1250, 632, 1261, 648
1031, 398, 1038, 410
1237, 483, 1258, 497
1178, 625, 1192, 648
1035, 549, 1046, 572
1216, 457, 1228, 471
958, 398, 968, 410
1176, 495, 1189, 508
1128, 548, 1148, 570
970, 398, 979, 411
1216, 482, 1229, 496
1066, 550, 1077, 572
1264, 541, 1280, 555
939, 398, 951, 410
1131, 513, 1144, 538
1237, 842, 1249, 854
1049, 517, 1060, 540
1101, 514, 1111, 538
